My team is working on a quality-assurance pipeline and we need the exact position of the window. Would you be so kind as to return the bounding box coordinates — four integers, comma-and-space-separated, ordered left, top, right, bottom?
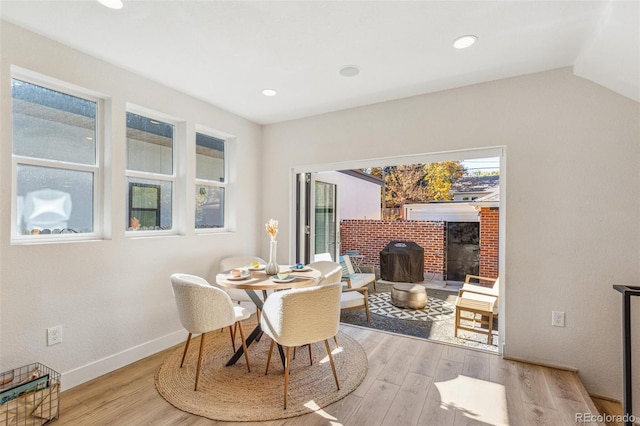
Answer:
128, 183, 161, 228
195, 131, 226, 230
12, 78, 99, 240
126, 111, 174, 232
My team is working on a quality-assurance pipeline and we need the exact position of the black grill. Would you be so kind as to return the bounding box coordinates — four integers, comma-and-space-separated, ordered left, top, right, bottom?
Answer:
380, 241, 424, 283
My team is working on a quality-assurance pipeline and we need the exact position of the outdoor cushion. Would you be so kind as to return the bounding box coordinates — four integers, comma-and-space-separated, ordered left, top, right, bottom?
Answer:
456, 291, 497, 315
459, 275, 499, 314
343, 273, 376, 289
308, 260, 370, 322
339, 255, 376, 290
340, 291, 365, 309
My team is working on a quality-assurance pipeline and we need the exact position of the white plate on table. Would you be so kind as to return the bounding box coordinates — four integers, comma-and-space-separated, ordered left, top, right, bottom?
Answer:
226, 272, 251, 281
270, 276, 295, 283
247, 265, 265, 271
290, 266, 311, 272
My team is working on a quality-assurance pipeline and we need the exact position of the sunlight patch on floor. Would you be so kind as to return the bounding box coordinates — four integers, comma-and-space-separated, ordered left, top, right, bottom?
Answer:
304, 400, 342, 424
435, 375, 508, 426
319, 346, 344, 365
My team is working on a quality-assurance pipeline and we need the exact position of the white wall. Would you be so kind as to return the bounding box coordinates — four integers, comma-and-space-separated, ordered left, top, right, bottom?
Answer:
2, 18, 639, 411
315, 171, 381, 220
262, 68, 640, 405
0, 22, 262, 389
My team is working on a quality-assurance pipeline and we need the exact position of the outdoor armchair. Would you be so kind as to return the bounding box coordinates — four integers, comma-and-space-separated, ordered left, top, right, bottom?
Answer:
309, 260, 371, 322
455, 274, 499, 345
460, 274, 499, 313
339, 255, 377, 291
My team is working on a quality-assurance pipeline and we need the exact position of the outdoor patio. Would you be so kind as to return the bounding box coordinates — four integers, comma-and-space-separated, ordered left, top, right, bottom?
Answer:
339, 276, 499, 353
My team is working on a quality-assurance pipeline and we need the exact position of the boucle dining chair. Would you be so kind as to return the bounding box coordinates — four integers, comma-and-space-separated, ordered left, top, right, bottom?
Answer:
170, 273, 241, 351
219, 255, 267, 305
170, 273, 251, 391
260, 282, 342, 409
219, 256, 267, 342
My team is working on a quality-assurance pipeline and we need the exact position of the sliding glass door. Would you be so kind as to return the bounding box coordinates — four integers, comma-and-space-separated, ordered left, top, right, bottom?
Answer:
296, 173, 339, 263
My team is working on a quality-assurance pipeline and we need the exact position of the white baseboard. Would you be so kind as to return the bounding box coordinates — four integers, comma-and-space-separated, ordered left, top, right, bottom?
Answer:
60, 329, 188, 391
502, 354, 578, 372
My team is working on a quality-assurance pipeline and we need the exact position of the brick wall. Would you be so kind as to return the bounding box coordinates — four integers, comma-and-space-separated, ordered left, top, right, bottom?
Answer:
340, 212, 499, 280
479, 207, 499, 279
340, 220, 446, 274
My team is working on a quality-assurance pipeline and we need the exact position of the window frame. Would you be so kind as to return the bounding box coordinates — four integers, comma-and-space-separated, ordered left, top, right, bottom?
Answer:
10, 71, 103, 244
194, 127, 229, 233
125, 106, 178, 236
128, 182, 162, 228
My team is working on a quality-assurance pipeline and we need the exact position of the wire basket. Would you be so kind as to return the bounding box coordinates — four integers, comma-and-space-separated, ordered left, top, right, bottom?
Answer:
0, 363, 60, 425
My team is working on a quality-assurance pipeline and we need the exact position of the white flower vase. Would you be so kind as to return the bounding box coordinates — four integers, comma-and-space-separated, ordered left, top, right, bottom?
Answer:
265, 240, 279, 275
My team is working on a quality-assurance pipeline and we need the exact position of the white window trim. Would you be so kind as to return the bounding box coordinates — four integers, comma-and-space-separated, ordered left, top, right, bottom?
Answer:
10, 70, 104, 244
124, 106, 180, 237
194, 127, 232, 234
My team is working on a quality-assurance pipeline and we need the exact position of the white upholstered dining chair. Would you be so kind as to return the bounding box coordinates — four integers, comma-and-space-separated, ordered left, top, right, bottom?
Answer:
219, 255, 267, 342
170, 273, 251, 391
219, 255, 267, 305
260, 282, 342, 409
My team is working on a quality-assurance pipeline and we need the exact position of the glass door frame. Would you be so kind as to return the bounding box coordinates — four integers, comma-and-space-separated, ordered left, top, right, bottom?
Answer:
295, 172, 340, 264
290, 146, 505, 354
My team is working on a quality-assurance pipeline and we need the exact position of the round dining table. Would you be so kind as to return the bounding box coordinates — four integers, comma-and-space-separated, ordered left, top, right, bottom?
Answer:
216, 266, 321, 367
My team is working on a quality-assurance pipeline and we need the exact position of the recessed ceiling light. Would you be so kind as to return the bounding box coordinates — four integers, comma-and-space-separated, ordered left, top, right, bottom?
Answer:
453, 35, 477, 49
339, 65, 360, 77
97, 0, 123, 9
262, 89, 278, 97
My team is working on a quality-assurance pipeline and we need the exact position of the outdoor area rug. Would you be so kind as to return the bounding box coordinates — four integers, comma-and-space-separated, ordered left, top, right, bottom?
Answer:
368, 291, 456, 321
341, 281, 499, 352
155, 328, 367, 422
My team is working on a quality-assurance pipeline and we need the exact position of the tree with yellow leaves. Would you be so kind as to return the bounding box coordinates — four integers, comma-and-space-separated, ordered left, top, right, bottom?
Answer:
380, 161, 465, 219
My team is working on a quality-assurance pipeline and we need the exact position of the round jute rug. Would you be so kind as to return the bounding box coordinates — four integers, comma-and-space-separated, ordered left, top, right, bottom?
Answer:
155, 329, 367, 421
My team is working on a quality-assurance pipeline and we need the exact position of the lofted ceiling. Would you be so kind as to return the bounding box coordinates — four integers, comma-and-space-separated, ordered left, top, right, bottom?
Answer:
1, 0, 638, 125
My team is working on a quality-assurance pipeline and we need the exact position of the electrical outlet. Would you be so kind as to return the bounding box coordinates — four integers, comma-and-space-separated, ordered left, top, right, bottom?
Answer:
47, 325, 62, 346
552, 311, 565, 327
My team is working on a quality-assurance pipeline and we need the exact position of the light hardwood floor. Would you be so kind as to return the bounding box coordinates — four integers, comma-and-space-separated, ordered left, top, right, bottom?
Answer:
591, 397, 626, 426
58, 323, 605, 425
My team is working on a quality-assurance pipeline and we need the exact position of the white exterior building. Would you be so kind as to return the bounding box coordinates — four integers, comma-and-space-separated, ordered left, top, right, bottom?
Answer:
314, 170, 382, 220
404, 202, 480, 222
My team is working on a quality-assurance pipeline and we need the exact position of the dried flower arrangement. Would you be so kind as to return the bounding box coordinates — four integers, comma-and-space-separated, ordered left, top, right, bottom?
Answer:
265, 219, 278, 241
